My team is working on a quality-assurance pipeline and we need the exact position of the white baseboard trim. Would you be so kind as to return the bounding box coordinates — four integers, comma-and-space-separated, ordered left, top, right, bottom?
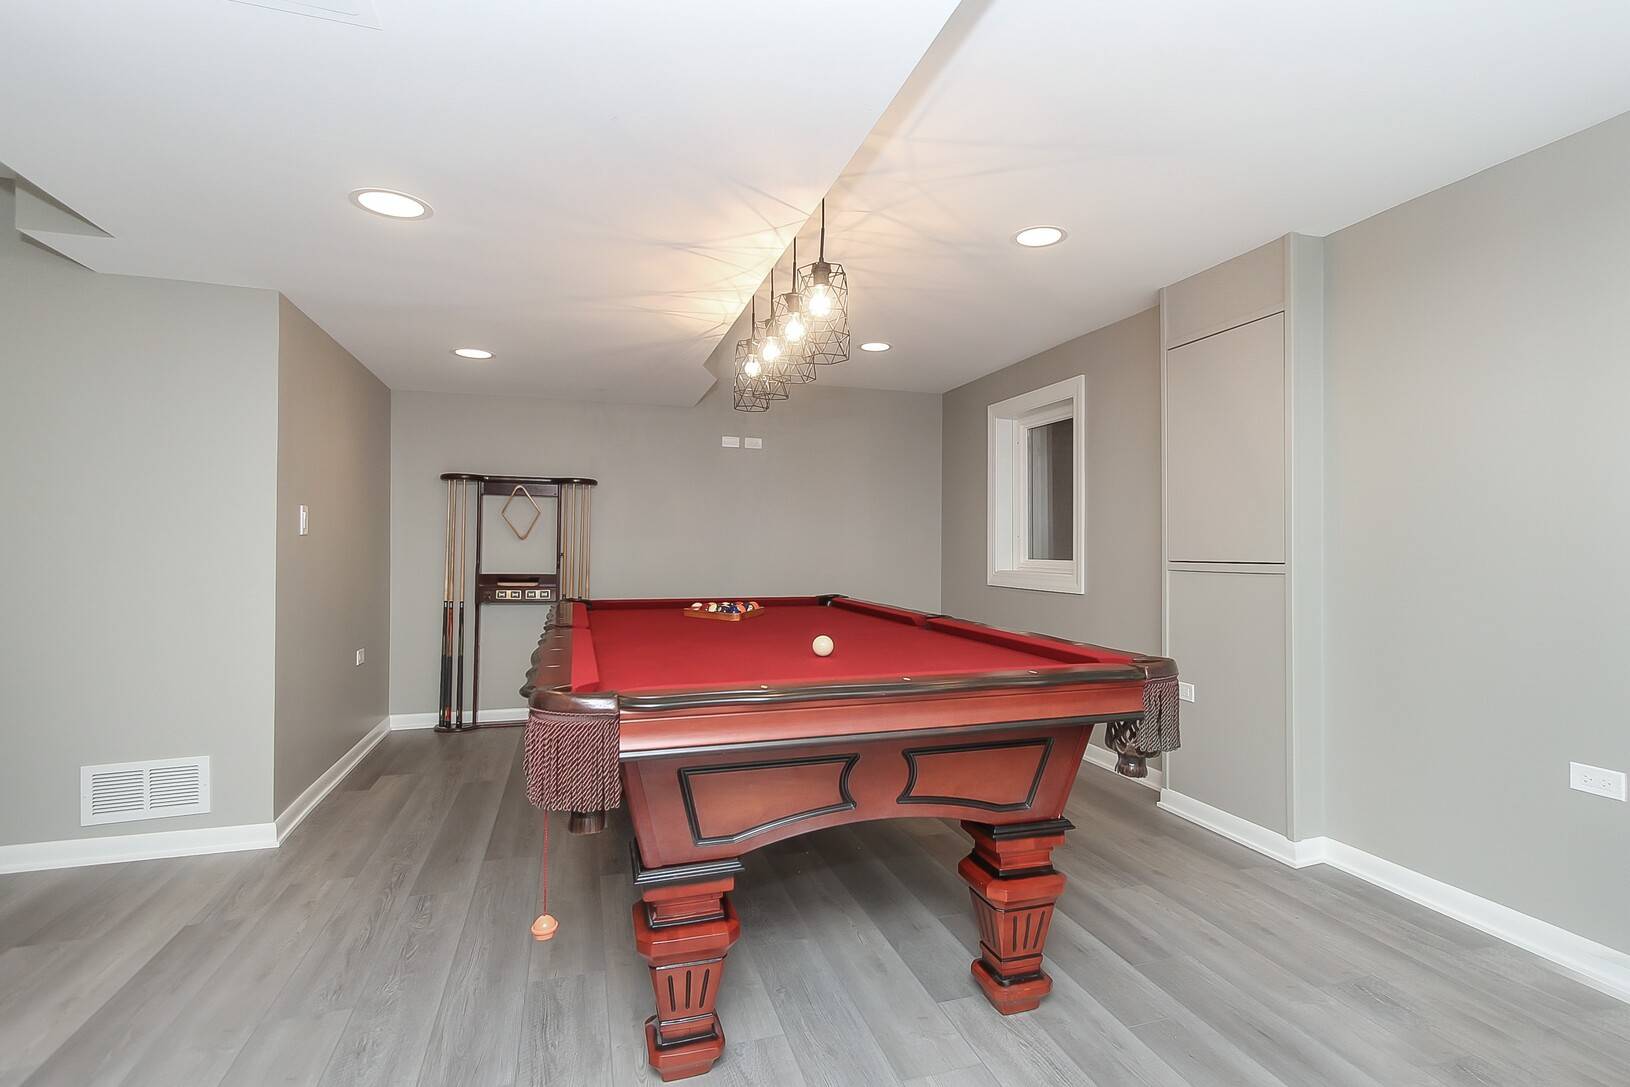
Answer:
1156, 789, 1325, 867
1083, 744, 1164, 791
0, 715, 394, 875
1317, 838, 1630, 1004
389, 707, 530, 731
0, 822, 278, 875
274, 716, 390, 842
1157, 789, 1630, 1004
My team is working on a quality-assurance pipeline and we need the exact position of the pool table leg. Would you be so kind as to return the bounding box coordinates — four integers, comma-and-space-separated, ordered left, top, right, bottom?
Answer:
632, 875, 741, 1081
958, 818, 1073, 1015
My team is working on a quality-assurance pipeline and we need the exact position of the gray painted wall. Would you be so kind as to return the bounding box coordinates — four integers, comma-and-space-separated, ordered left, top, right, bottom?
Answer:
273, 297, 392, 814
0, 180, 279, 844
389, 382, 943, 716
940, 307, 1164, 760
1324, 112, 1630, 951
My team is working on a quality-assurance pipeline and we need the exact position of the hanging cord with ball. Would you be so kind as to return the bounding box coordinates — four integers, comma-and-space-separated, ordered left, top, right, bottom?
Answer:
531, 811, 558, 940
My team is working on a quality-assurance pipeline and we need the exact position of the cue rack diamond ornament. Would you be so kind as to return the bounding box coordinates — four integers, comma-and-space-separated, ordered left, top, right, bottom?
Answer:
438, 473, 597, 732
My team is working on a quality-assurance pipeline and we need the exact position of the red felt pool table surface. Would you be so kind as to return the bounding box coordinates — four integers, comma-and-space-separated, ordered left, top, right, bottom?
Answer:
580, 596, 1133, 694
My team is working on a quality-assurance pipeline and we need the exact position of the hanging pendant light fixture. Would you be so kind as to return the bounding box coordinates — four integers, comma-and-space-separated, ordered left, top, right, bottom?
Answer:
733, 366, 769, 411
796, 198, 849, 366
778, 237, 809, 346
759, 265, 786, 370
733, 294, 785, 412
770, 245, 817, 385
752, 291, 788, 402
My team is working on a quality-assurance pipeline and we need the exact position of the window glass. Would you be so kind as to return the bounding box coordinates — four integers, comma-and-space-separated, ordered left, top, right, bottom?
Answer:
1027, 418, 1073, 560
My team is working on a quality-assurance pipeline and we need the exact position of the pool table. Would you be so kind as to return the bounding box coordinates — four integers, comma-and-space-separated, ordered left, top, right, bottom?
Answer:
520, 595, 1179, 1081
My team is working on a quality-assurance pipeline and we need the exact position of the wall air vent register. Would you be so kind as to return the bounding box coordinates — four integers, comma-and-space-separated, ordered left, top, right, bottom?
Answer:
81, 756, 211, 826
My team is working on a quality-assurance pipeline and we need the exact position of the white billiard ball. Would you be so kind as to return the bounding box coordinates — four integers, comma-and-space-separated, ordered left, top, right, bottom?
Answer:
812, 634, 834, 657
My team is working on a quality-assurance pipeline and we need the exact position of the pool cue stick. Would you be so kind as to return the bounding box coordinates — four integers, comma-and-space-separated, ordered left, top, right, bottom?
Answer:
564, 485, 575, 597
455, 480, 468, 728
559, 486, 569, 596
469, 479, 485, 728
438, 479, 454, 729
565, 485, 575, 597
557, 485, 567, 596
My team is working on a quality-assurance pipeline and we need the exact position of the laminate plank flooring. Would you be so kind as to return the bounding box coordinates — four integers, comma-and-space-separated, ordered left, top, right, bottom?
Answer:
4, 727, 1626, 1086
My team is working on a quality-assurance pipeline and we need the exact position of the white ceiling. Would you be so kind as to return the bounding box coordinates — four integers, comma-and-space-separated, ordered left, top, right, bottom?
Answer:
0, 0, 957, 404
7, 2, 1630, 403
811, 0, 1630, 392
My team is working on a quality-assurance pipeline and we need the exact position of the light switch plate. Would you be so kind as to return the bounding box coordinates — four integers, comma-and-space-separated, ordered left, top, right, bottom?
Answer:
745, 437, 763, 449
1570, 762, 1627, 801
298, 505, 309, 536
1178, 681, 1196, 703
721, 436, 740, 448
355, 648, 365, 667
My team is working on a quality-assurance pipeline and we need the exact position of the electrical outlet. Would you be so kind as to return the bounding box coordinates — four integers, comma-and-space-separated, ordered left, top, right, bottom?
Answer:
355, 648, 365, 667
1178, 681, 1196, 703
721, 436, 740, 448
1570, 762, 1627, 801
298, 505, 309, 536
744, 436, 763, 450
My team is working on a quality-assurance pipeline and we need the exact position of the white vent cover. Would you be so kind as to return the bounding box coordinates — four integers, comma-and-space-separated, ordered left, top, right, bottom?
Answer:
81, 757, 211, 826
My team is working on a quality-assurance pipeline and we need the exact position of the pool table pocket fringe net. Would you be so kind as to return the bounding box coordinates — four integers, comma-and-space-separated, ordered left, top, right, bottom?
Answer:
519, 596, 1179, 1081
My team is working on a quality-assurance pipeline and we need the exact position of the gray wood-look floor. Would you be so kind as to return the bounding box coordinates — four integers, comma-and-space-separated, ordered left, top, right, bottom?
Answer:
4, 727, 1627, 1087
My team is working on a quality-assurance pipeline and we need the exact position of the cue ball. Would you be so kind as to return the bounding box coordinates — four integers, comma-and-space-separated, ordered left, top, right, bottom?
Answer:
812, 635, 834, 657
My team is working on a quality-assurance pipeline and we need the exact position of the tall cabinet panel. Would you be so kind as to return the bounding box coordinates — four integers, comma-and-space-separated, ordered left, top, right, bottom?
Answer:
1161, 235, 1325, 842
1167, 569, 1287, 833
1165, 313, 1286, 563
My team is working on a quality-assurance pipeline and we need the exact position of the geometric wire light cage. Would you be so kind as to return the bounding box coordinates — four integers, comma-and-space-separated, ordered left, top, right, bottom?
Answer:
758, 266, 810, 390
732, 348, 769, 412
733, 295, 786, 411
795, 198, 849, 366
771, 241, 817, 385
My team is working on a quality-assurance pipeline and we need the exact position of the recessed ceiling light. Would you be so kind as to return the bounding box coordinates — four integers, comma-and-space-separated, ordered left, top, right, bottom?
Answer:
859, 342, 891, 352
350, 188, 433, 220
1013, 225, 1066, 248
452, 348, 493, 360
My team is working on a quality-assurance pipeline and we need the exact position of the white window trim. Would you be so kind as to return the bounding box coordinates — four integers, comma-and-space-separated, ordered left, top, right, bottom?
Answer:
987, 374, 1087, 594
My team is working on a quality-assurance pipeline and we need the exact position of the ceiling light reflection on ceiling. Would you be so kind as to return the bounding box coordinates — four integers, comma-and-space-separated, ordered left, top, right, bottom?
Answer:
350, 188, 433, 220
860, 342, 891, 352
1013, 225, 1066, 248
452, 348, 493, 359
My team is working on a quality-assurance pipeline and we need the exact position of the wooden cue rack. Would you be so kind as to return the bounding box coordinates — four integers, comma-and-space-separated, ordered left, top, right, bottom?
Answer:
438, 473, 597, 732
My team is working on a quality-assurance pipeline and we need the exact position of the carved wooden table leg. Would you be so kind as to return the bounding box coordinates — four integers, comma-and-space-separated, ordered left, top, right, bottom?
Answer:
631, 875, 741, 1081
958, 818, 1072, 1014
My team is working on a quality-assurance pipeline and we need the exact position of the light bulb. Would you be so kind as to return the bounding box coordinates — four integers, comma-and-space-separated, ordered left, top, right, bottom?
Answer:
761, 336, 783, 362
744, 357, 763, 378
806, 284, 834, 318
783, 312, 807, 343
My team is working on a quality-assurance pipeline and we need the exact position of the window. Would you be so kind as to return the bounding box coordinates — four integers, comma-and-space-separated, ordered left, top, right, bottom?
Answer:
987, 375, 1086, 593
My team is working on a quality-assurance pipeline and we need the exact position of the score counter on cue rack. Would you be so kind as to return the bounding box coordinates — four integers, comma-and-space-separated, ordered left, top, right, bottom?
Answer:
482, 575, 556, 603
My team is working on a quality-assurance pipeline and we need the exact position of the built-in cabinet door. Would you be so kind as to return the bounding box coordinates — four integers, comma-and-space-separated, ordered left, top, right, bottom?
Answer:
1165, 313, 1286, 563
1167, 569, 1288, 834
